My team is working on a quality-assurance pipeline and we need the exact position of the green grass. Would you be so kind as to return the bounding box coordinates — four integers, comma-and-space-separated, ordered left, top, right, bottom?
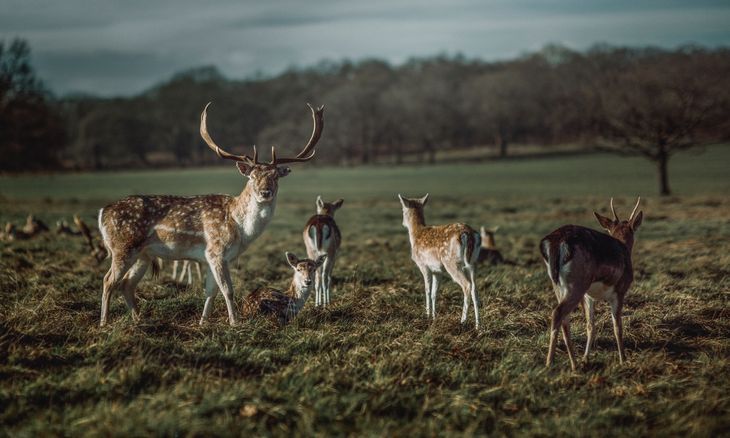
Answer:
1, 148, 729, 435
2, 146, 729, 201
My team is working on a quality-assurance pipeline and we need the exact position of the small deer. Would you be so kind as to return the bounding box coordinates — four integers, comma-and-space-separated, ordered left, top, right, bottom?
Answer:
22, 214, 49, 235
303, 196, 343, 306
478, 226, 504, 265
398, 194, 482, 329
540, 197, 643, 370
241, 252, 326, 324
97, 102, 324, 326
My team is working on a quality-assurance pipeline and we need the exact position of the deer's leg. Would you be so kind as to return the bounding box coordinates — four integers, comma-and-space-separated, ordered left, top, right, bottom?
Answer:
206, 255, 239, 326
609, 296, 626, 364
119, 257, 150, 321
200, 265, 218, 325
323, 254, 335, 305
418, 266, 432, 317
547, 286, 582, 369
466, 266, 480, 330
172, 260, 179, 280
195, 262, 203, 284
561, 320, 578, 371
186, 261, 193, 285
583, 295, 596, 359
100, 254, 136, 327
430, 273, 439, 319
444, 263, 471, 325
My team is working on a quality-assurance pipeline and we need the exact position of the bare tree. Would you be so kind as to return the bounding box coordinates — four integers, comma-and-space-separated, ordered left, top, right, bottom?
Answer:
592, 48, 730, 195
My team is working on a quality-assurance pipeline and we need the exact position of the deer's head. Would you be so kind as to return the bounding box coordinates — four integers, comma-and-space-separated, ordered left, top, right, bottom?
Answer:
398, 193, 429, 228
285, 252, 326, 296
316, 196, 344, 216
200, 102, 324, 203
594, 197, 643, 250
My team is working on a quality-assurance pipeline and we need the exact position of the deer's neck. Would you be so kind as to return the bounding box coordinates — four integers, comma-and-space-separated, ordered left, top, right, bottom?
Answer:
404, 213, 426, 247
231, 183, 276, 242
286, 280, 312, 318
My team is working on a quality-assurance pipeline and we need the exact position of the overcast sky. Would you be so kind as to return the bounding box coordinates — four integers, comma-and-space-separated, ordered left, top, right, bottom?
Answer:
2, 0, 729, 96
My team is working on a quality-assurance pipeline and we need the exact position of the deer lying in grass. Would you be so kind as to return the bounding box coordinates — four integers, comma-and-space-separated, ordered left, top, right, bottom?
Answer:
23, 215, 49, 235
540, 197, 643, 370
241, 252, 326, 324
478, 226, 504, 265
97, 102, 324, 326
303, 196, 343, 306
398, 194, 482, 329
2, 215, 48, 241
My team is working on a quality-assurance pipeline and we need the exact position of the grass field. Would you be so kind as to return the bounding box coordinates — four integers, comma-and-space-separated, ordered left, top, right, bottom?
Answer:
1, 149, 729, 435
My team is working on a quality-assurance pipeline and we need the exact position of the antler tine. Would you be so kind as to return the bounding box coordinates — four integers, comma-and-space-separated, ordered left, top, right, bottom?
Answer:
269, 145, 276, 165
629, 196, 641, 220
271, 103, 325, 165
200, 102, 256, 164
610, 197, 619, 222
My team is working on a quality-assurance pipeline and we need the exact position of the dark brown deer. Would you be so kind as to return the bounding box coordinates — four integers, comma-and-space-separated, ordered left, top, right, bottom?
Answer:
97, 102, 324, 326
303, 196, 343, 306
540, 197, 643, 370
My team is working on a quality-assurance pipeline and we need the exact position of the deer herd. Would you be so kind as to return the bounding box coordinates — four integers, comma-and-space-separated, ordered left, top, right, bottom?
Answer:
3, 102, 646, 371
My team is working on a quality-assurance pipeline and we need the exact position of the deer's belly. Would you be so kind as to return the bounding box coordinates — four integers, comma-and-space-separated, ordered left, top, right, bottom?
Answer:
586, 282, 615, 301
145, 242, 208, 262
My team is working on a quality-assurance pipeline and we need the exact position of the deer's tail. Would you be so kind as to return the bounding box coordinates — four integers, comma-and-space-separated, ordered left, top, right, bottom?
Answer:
461, 230, 481, 268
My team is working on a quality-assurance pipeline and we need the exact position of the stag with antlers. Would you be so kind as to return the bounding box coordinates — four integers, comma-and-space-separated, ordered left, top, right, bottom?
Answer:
97, 103, 324, 326
540, 197, 643, 370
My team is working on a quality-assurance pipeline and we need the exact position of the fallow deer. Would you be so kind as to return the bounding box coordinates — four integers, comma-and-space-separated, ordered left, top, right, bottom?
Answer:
97, 102, 324, 326
22, 214, 49, 235
241, 252, 326, 324
303, 196, 343, 306
398, 194, 482, 329
540, 197, 643, 370
478, 226, 504, 265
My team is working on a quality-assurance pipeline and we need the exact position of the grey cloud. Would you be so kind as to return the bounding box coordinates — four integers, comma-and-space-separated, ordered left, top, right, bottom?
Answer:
1, 0, 729, 96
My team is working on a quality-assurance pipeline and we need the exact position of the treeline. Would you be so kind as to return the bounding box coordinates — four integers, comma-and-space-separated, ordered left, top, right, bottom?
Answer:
2, 40, 730, 192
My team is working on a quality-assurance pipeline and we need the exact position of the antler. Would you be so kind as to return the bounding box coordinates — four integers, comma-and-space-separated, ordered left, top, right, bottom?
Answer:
629, 197, 641, 221
200, 102, 258, 165
269, 103, 325, 165
610, 198, 619, 222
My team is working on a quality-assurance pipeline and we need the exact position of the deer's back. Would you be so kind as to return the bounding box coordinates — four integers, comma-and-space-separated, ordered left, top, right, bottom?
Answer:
99, 194, 236, 251
303, 215, 341, 252
412, 223, 476, 267
540, 225, 631, 287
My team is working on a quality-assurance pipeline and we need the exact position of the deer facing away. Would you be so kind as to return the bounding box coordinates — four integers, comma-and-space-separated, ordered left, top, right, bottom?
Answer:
241, 252, 326, 324
303, 196, 343, 306
540, 197, 643, 370
97, 102, 324, 326
399, 194, 482, 329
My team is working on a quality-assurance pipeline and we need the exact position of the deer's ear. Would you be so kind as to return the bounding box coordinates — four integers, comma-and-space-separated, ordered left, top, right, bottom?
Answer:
236, 162, 254, 177
285, 252, 299, 268
333, 199, 344, 210
277, 166, 291, 178
315, 254, 327, 267
594, 212, 614, 231
631, 211, 643, 231
398, 194, 408, 208
419, 193, 429, 205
